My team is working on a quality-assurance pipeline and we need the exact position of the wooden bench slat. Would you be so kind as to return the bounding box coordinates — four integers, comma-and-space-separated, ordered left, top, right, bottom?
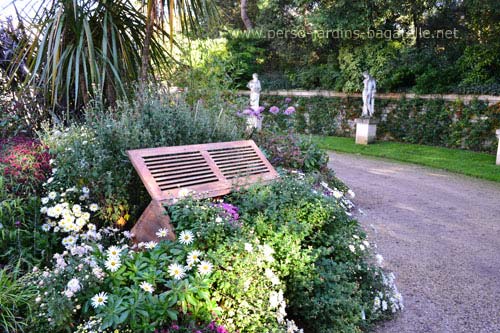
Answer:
127, 140, 278, 203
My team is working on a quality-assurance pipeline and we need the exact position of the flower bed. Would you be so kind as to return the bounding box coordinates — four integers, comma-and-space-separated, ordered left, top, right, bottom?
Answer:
25, 170, 402, 333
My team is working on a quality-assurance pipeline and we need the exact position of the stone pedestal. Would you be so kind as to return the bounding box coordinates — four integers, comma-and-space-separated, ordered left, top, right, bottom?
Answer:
355, 118, 379, 145
496, 129, 500, 165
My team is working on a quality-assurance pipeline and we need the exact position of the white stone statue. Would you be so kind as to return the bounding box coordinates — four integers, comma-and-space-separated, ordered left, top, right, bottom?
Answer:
247, 73, 261, 110
362, 71, 376, 118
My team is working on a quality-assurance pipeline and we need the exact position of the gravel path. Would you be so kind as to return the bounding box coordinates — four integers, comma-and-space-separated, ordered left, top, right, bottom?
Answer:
327, 152, 500, 333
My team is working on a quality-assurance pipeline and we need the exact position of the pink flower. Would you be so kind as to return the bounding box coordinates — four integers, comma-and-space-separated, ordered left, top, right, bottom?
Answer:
284, 106, 296, 115
269, 106, 280, 114
285, 97, 292, 103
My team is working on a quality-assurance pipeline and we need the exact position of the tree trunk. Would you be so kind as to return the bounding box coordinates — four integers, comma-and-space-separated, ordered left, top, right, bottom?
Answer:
140, 2, 155, 83
241, 0, 253, 30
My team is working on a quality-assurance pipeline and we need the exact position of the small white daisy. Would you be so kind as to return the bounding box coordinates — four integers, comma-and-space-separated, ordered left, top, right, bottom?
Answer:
155, 228, 169, 238
139, 281, 154, 293
82, 187, 90, 194
186, 250, 203, 265
168, 263, 186, 280
41, 197, 49, 204
89, 203, 99, 212
178, 230, 194, 245
144, 241, 157, 249
41, 223, 51, 232
91, 292, 108, 308
197, 260, 213, 275
106, 246, 121, 258
104, 257, 121, 272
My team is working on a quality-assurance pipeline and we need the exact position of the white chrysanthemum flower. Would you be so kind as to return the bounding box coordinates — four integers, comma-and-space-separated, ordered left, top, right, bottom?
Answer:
348, 244, 356, 253
75, 217, 87, 228
215, 216, 223, 223
41, 197, 50, 204
155, 228, 169, 238
46, 207, 56, 217
144, 241, 157, 249
72, 204, 82, 214
139, 281, 154, 293
82, 187, 90, 194
359, 244, 365, 251
104, 257, 121, 272
89, 203, 99, 212
81, 212, 91, 221
168, 263, 186, 280
91, 292, 108, 308
66, 278, 81, 293
106, 246, 121, 258
40, 206, 48, 214
382, 300, 388, 311
47, 177, 54, 184
197, 260, 213, 275
178, 230, 194, 245
41, 223, 51, 232
62, 235, 77, 248
187, 250, 202, 265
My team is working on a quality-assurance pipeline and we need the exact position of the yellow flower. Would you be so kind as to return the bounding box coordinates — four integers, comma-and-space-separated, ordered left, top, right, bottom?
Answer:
116, 216, 126, 227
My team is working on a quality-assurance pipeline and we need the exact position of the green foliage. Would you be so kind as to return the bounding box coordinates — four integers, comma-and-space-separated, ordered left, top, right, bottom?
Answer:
261, 95, 500, 153
0, 177, 58, 269
170, 175, 402, 332
23, 0, 169, 114
41, 84, 244, 226
0, 265, 37, 333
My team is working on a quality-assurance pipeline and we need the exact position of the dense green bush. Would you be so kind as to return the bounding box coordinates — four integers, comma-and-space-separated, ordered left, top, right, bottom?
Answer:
261, 95, 500, 153
41, 84, 244, 227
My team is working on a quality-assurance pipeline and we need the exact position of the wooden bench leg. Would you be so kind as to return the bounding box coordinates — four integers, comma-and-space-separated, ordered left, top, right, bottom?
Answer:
131, 200, 176, 243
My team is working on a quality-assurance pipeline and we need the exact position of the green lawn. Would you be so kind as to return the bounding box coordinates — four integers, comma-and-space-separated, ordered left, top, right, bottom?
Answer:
311, 136, 500, 183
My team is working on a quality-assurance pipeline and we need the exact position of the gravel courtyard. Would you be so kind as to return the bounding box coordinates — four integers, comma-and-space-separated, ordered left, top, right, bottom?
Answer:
328, 152, 500, 333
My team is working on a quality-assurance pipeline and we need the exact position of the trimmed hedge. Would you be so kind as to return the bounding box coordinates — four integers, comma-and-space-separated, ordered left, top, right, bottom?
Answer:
261, 96, 500, 154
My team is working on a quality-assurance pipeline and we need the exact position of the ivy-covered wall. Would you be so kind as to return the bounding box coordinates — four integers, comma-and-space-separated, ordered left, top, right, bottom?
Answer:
261, 96, 500, 154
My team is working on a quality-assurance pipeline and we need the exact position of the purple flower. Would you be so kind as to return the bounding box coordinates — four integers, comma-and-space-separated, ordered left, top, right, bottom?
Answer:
242, 108, 254, 115
257, 106, 265, 113
269, 106, 280, 114
285, 97, 292, 103
284, 106, 296, 115
170, 324, 179, 330
15, 220, 21, 228
216, 326, 228, 333
208, 321, 217, 330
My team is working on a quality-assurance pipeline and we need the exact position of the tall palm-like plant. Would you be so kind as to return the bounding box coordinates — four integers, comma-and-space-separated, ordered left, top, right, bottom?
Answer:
19, 0, 169, 116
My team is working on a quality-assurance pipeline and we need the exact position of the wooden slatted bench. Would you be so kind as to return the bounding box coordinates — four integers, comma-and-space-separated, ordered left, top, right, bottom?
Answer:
127, 140, 279, 242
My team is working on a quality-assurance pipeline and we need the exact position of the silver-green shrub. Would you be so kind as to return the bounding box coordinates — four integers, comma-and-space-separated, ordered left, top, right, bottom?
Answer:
41, 84, 244, 226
